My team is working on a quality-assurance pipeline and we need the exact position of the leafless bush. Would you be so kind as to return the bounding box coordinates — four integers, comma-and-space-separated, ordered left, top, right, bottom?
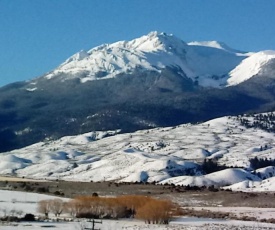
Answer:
136, 199, 174, 224
73, 196, 127, 219
64, 200, 84, 218
50, 198, 64, 217
37, 199, 51, 218
67, 195, 176, 224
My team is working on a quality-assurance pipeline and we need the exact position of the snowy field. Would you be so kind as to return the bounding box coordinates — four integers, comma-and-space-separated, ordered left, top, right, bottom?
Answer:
1, 114, 275, 191
0, 189, 69, 216
1, 217, 275, 230
1, 189, 275, 229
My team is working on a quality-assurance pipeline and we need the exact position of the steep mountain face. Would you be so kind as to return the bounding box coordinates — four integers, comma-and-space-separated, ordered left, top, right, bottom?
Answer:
1, 32, 275, 152
228, 51, 275, 86
38, 31, 247, 88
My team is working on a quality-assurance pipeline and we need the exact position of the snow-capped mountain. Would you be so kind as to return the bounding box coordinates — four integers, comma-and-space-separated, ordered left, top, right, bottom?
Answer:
1, 31, 275, 153
41, 31, 250, 88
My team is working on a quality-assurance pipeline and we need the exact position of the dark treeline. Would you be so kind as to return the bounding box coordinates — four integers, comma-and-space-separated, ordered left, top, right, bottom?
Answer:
237, 113, 275, 133
249, 156, 275, 170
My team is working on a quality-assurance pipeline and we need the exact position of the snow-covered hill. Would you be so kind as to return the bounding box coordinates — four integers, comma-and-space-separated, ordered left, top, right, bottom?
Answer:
2, 113, 275, 191
160, 168, 261, 187
36, 31, 255, 88
228, 50, 275, 86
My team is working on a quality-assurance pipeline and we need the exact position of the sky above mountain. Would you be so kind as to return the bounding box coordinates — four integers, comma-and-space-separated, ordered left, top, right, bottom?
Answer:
1, 0, 275, 86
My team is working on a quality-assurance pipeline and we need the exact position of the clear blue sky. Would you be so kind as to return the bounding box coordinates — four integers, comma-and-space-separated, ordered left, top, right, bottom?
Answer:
0, 0, 275, 86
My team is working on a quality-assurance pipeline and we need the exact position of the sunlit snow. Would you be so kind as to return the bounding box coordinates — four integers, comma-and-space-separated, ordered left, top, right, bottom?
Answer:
42, 31, 249, 88
228, 50, 275, 86
1, 114, 275, 191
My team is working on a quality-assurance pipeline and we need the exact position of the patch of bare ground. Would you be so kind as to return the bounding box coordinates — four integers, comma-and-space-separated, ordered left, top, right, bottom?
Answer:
1, 177, 275, 208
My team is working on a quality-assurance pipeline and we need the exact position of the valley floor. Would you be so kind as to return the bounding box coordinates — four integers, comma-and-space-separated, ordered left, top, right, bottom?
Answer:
1, 183, 275, 229
2, 178, 275, 208
1, 218, 275, 230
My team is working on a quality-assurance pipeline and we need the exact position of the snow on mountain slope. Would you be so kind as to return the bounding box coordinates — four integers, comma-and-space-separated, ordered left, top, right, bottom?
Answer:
41, 31, 247, 87
188, 41, 247, 55
0, 155, 31, 174
159, 168, 261, 187
224, 166, 275, 192
227, 50, 275, 86
1, 113, 275, 190
44, 31, 193, 82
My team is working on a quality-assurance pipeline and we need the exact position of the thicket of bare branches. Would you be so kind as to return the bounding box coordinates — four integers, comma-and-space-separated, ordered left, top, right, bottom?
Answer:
37, 198, 64, 218
64, 199, 83, 218
50, 198, 64, 217
37, 200, 51, 218
135, 199, 174, 224
36, 195, 176, 224
71, 196, 128, 219
66, 195, 176, 224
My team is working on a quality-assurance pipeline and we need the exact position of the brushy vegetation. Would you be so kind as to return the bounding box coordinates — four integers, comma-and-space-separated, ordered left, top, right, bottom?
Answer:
37, 195, 178, 224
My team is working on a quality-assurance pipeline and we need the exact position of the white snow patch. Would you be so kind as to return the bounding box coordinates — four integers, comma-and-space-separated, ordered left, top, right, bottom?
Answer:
228, 50, 275, 86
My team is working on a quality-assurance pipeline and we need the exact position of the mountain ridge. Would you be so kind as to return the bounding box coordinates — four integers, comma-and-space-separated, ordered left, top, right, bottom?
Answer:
1, 31, 275, 152
38, 31, 252, 88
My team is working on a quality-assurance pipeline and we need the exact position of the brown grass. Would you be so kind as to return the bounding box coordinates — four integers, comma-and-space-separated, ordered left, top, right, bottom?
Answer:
67, 195, 177, 224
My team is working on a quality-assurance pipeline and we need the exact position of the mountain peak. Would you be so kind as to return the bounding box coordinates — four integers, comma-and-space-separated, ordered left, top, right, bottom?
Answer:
146, 31, 178, 41
126, 31, 187, 53
62, 50, 89, 65
44, 31, 190, 81
146, 31, 175, 40
42, 31, 250, 87
147, 30, 164, 37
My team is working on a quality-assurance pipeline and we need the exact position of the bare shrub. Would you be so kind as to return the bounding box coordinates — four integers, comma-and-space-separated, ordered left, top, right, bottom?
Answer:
64, 200, 83, 218
50, 198, 64, 217
37, 200, 51, 218
65, 195, 176, 224
116, 195, 153, 218
103, 197, 127, 219
74, 196, 101, 218
72, 196, 131, 219
136, 199, 174, 224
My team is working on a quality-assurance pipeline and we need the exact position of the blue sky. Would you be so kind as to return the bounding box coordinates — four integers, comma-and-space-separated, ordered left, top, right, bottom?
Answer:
0, 0, 275, 86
